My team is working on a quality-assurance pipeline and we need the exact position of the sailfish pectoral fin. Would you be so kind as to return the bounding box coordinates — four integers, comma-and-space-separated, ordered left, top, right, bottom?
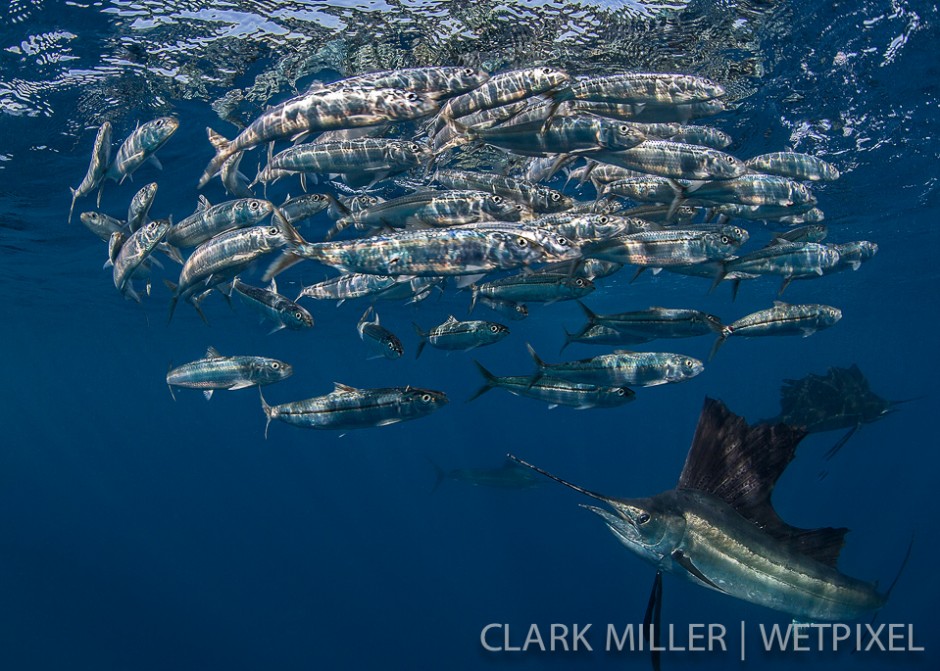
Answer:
823, 423, 861, 460
644, 570, 663, 671
671, 550, 725, 592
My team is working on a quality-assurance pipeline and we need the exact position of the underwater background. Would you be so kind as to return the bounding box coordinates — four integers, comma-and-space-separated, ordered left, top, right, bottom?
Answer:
0, 0, 937, 669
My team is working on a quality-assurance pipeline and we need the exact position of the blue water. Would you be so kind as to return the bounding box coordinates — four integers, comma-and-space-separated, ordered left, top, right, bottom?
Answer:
1, 1, 937, 669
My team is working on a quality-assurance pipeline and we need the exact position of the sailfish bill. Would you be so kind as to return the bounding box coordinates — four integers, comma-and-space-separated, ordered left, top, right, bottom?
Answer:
508, 397, 892, 654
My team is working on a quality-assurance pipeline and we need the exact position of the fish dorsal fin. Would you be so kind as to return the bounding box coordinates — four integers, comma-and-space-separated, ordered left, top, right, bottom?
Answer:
205, 346, 223, 359
676, 398, 849, 568
332, 382, 357, 393
197, 194, 211, 212
772, 300, 790, 307
268, 277, 278, 294
613, 349, 637, 355
445, 315, 458, 324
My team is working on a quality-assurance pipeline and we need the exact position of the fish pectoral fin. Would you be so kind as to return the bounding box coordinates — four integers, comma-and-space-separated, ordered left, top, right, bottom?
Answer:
228, 381, 256, 390
671, 550, 724, 592
203, 390, 214, 401
375, 418, 401, 427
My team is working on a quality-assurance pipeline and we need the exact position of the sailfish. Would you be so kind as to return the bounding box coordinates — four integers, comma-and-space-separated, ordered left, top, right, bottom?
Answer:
510, 398, 903, 667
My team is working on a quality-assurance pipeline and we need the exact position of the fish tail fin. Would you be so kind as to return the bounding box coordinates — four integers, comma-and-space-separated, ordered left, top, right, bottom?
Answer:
166, 362, 176, 401
271, 203, 309, 252
164, 279, 179, 324
259, 387, 274, 439
525, 342, 545, 389
708, 263, 728, 294
560, 327, 576, 353
424, 455, 446, 493
576, 299, 598, 324
468, 284, 479, 314
666, 179, 686, 222
708, 329, 731, 362
467, 360, 498, 402
68, 187, 78, 224
198, 127, 233, 188
412, 323, 427, 359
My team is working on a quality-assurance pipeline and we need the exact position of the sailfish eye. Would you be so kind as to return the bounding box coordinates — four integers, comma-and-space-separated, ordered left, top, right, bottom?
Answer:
516, 237, 528, 247
637, 513, 651, 525
720, 236, 730, 244
268, 226, 279, 235
271, 362, 280, 369
421, 394, 432, 402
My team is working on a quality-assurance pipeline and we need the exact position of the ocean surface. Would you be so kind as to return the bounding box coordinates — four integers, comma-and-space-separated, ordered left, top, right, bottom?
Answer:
0, 1, 937, 669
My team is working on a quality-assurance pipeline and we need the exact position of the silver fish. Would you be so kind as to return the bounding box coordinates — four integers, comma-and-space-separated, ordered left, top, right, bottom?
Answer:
470, 362, 635, 409
200, 87, 437, 187
527, 343, 703, 388
472, 295, 529, 321
289, 224, 571, 277
105, 117, 178, 184
358, 306, 404, 359
586, 226, 747, 267
562, 73, 725, 105
320, 66, 490, 100
745, 152, 840, 181
296, 273, 400, 303
126, 182, 157, 233
68, 121, 112, 223
710, 301, 842, 360
467, 114, 646, 157
112, 217, 171, 301
471, 274, 595, 306
230, 277, 313, 332
168, 224, 287, 321
260, 383, 447, 436
255, 138, 430, 185
413, 315, 509, 358
685, 174, 816, 207
331, 189, 529, 236
167, 346, 292, 401
595, 140, 746, 180
432, 169, 572, 213
80, 210, 124, 241
437, 67, 571, 123
167, 196, 274, 248
566, 301, 724, 349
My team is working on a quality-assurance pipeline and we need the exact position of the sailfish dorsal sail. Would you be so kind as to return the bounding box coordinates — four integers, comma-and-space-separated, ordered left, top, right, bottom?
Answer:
676, 397, 848, 568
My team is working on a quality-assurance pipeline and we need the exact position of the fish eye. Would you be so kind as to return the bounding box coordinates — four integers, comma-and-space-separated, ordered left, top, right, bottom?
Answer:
637, 512, 651, 525
618, 124, 629, 132
410, 143, 420, 151
271, 362, 280, 369
407, 92, 419, 101
516, 237, 528, 247
599, 215, 609, 224
155, 119, 164, 126
555, 236, 569, 246
463, 67, 475, 76
491, 195, 503, 203
294, 311, 303, 319
575, 278, 585, 287
550, 192, 560, 201
490, 324, 499, 332
685, 359, 694, 368
250, 201, 259, 210
720, 235, 730, 244
616, 388, 626, 396
421, 394, 432, 402
725, 156, 735, 163
268, 226, 279, 235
